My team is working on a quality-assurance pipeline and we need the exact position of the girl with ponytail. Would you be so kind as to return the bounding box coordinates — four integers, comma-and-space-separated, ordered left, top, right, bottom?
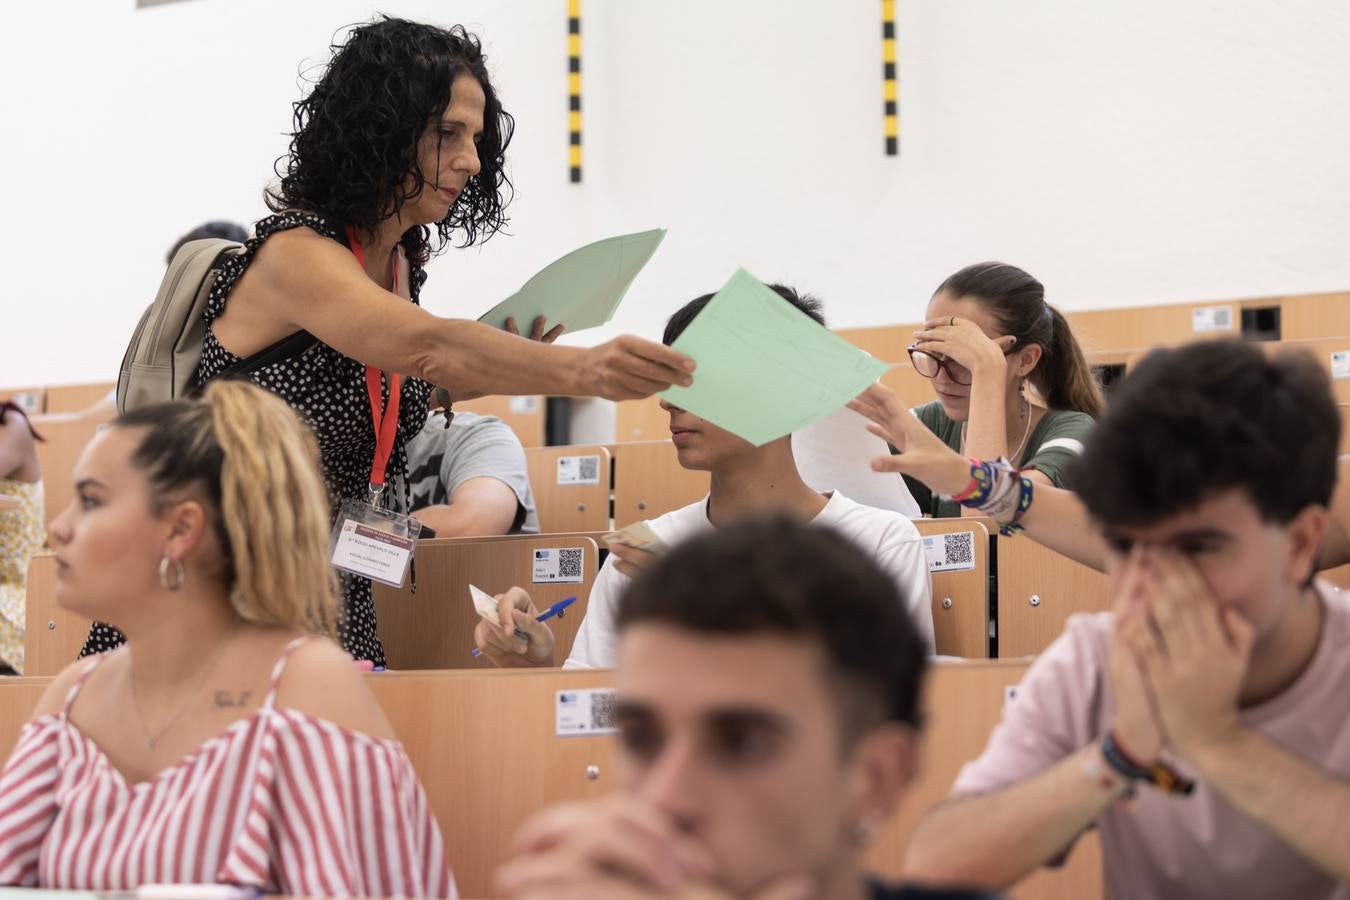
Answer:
899, 262, 1102, 517
0, 381, 453, 895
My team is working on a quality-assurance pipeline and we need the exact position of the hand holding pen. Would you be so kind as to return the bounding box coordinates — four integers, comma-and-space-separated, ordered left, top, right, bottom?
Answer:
473, 587, 575, 666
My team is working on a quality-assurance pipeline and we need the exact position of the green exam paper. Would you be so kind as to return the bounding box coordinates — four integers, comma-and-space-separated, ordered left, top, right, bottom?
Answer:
661, 268, 889, 446
477, 228, 667, 335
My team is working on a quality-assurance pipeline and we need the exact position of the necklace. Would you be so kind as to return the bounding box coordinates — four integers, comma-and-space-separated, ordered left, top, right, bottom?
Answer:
129, 625, 238, 751
960, 394, 1033, 463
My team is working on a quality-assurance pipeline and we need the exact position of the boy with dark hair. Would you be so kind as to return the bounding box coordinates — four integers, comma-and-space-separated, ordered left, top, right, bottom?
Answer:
475, 285, 933, 666
895, 341, 1350, 898
494, 517, 996, 900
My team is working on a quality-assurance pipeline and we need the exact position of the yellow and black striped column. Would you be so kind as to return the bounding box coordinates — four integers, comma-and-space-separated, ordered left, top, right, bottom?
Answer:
567, 0, 583, 182
882, 0, 898, 156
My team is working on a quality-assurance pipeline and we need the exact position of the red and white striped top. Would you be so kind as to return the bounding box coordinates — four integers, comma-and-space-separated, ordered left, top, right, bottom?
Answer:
0, 637, 455, 897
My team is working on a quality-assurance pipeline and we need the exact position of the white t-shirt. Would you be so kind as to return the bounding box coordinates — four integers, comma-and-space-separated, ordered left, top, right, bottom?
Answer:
564, 491, 935, 669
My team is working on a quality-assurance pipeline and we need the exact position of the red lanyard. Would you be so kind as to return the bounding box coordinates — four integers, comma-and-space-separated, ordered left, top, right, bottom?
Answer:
347, 227, 402, 500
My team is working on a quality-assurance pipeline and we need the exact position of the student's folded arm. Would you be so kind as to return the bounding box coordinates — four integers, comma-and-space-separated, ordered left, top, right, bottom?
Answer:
1186, 728, 1350, 882
904, 746, 1122, 888
905, 621, 1117, 888
415, 477, 520, 537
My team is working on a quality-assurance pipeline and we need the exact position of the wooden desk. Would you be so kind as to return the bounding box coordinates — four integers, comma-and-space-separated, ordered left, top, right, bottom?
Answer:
523, 444, 612, 533
610, 441, 709, 528
614, 396, 669, 443
996, 536, 1110, 658
44, 382, 116, 414
914, 518, 991, 658
373, 536, 599, 669
454, 395, 547, 448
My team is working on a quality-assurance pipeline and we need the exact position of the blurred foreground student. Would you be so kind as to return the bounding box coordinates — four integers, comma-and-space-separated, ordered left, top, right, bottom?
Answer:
0, 382, 452, 896
883, 342, 1350, 899
494, 517, 998, 900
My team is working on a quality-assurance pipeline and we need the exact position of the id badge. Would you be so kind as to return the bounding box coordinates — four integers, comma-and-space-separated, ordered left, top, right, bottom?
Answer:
329, 498, 423, 587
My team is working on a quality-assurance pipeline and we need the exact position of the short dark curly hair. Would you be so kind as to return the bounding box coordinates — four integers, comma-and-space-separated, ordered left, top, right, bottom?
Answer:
616, 515, 928, 742
1071, 340, 1339, 528
266, 17, 514, 264
662, 284, 826, 346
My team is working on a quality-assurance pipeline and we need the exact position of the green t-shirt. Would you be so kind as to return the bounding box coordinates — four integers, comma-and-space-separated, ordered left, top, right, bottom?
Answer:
902, 401, 1095, 518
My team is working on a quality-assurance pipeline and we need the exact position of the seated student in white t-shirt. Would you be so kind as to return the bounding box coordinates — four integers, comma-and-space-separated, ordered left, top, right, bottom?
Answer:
875, 341, 1350, 899
403, 409, 540, 536
473, 286, 934, 668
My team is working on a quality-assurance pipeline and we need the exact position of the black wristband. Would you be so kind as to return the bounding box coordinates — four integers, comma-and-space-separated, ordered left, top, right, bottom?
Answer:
1100, 731, 1151, 781
1101, 731, 1196, 796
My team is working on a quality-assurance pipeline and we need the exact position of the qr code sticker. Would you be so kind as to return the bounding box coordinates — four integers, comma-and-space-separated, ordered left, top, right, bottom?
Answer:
556, 688, 619, 736
557, 455, 601, 486
944, 532, 974, 566
534, 547, 585, 583
590, 690, 617, 730
924, 531, 976, 573
558, 547, 583, 578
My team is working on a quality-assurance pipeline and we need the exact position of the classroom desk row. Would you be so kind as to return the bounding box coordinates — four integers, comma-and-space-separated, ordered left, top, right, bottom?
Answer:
22, 521, 992, 672
0, 660, 1102, 900
20, 521, 1105, 672
832, 289, 1350, 364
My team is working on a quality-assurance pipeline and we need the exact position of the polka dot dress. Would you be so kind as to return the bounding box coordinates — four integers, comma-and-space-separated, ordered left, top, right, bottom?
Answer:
80, 212, 432, 666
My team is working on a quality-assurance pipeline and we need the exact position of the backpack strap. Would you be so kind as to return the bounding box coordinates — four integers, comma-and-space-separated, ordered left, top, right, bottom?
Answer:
199, 329, 319, 392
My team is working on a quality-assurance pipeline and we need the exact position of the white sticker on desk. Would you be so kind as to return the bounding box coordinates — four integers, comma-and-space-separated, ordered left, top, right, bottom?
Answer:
556, 688, 618, 737
923, 531, 977, 573
557, 455, 601, 485
1191, 305, 1234, 333
1331, 351, 1350, 379
510, 395, 541, 414
533, 547, 585, 584
9, 392, 41, 416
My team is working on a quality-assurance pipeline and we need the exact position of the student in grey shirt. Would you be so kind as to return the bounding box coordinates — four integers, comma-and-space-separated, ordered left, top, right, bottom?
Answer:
405, 411, 540, 536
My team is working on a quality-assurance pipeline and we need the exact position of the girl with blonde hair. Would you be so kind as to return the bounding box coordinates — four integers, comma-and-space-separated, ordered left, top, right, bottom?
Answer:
0, 381, 453, 896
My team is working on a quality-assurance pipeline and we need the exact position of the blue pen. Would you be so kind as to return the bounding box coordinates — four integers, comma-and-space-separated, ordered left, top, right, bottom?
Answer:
471, 596, 577, 658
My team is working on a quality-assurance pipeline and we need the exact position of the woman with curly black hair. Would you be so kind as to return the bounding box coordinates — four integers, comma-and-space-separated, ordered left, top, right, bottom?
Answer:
79, 17, 694, 667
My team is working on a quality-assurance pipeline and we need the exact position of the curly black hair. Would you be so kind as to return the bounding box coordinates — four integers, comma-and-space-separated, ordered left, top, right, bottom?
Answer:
1071, 340, 1339, 528
266, 17, 514, 264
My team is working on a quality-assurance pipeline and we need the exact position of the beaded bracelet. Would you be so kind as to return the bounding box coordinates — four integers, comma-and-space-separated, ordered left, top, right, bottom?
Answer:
951, 458, 1035, 536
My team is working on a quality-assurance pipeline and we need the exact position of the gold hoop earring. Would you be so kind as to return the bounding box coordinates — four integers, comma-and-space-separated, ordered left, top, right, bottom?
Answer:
158, 556, 185, 592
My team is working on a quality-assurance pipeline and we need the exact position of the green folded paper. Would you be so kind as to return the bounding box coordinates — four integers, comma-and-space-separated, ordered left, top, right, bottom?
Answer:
478, 228, 667, 335
661, 268, 889, 446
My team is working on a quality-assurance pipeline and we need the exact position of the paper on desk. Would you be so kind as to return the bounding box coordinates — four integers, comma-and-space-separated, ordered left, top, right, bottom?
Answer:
477, 228, 667, 335
660, 269, 890, 446
792, 406, 921, 517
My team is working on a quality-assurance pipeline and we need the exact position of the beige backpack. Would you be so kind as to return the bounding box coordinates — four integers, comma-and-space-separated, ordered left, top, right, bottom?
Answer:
117, 239, 313, 412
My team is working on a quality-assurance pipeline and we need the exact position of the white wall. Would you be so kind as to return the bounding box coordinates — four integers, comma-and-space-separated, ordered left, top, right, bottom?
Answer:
4, 0, 1349, 387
